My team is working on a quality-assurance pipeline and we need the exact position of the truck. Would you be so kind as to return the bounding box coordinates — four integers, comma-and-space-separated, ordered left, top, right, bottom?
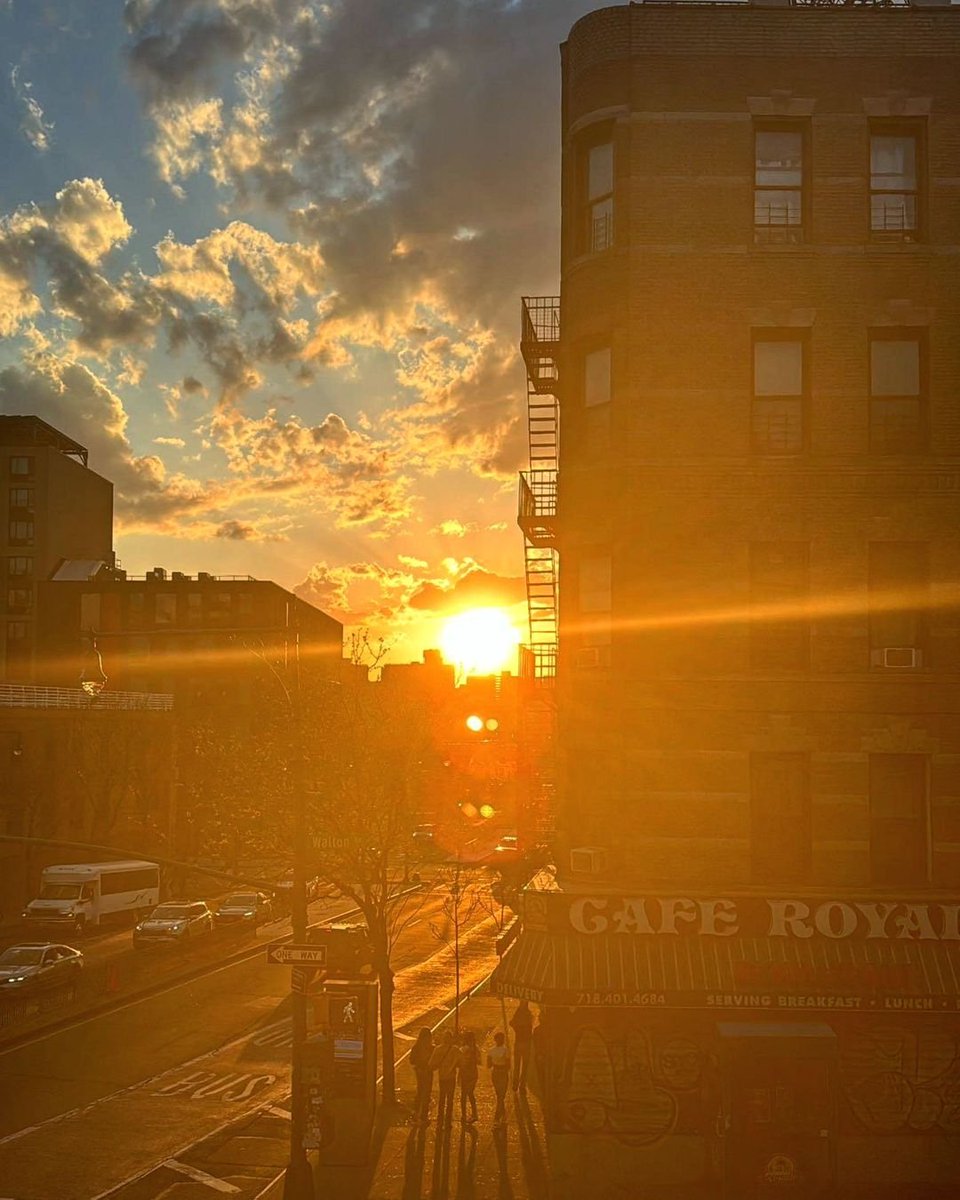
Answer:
22, 861, 161, 936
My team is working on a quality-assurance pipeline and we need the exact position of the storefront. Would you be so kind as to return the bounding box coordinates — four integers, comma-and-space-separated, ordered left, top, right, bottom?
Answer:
493, 889, 960, 1200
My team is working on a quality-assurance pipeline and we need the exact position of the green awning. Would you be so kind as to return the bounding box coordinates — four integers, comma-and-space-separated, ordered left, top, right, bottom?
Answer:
491, 929, 960, 1012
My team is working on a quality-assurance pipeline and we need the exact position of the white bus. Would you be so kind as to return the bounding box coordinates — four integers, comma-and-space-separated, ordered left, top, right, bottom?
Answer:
22, 861, 161, 935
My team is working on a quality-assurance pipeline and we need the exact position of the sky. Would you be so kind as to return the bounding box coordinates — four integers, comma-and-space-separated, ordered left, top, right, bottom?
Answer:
0, 0, 600, 663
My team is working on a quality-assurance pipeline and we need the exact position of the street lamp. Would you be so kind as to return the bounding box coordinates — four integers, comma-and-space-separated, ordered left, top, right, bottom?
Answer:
79, 629, 107, 697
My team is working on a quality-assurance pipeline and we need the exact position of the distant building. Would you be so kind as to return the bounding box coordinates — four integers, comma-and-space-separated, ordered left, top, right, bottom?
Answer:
497, 5, 960, 1199
0, 684, 174, 924
381, 651, 522, 850
35, 567, 343, 707
0, 417, 113, 682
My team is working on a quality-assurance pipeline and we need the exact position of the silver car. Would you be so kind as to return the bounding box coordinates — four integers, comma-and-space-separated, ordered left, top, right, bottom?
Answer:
0, 943, 83, 992
133, 901, 214, 947
214, 892, 274, 925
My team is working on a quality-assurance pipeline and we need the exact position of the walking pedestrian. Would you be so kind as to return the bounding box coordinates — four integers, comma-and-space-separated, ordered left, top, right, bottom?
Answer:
486, 1031, 510, 1127
410, 1027, 434, 1124
459, 1030, 479, 1124
509, 999, 534, 1092
430, 1028, 460, 1128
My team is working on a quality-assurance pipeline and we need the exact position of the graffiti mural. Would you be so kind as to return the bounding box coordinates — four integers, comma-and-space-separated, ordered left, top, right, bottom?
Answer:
556, 1024, 713, 1145
840, 1024, 960, 1135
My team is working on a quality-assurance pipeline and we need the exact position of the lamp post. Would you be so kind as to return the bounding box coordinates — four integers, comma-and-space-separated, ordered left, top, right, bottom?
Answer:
79, 629, 107, 697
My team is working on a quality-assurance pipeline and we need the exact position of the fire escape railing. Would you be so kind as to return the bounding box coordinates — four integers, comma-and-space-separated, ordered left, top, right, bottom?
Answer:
517, 297, 560, 844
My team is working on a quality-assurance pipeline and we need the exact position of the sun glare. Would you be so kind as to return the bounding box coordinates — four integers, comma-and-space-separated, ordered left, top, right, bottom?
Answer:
439, 607, 521, 678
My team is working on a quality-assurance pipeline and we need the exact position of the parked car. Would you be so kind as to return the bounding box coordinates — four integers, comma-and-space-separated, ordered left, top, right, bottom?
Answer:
493, 834, 519, 856
0, 943, 83, 993
411, 823, 435, 843
133, 901, 214, 948
214, 892, 274, 925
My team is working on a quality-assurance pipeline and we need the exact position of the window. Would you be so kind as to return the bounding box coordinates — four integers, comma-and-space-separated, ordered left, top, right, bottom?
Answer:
7, 556, 32, 578
5, 621, 29, 673
186, 592, 203, 625
8, 488, 33, 509
869, 333, 925, 454
8, 519, 34, 545
750, 543, 809, 670
750, 752, 810, 883
583, 347, 611, 408
870, 754, 928, 884
208, 592, 234, 624
870, 124, 921, 240
752, 334, 806, 454
869, 542, 927, 664
580, 138, 613, 254
6, 588, 32, 613
577, 553, 611, 667
754, 125, 805, 244
100, 866, 159, 895
9, 457, 33, 477
155, 593, 177, 626
80, 593, 101, 631
126, 592, 146, 629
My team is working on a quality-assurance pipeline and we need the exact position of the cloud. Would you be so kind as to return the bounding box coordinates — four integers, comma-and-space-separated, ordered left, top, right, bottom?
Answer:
10, 66, 54, 152
0, 354, 207, 526
122, 0, 581, 477
153, 435, 186, 446
433, 519, 474, 538
407, 566, 525, 615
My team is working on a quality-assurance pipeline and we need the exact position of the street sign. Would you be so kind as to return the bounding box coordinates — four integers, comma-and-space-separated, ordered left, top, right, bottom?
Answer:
266, 944, 328, 966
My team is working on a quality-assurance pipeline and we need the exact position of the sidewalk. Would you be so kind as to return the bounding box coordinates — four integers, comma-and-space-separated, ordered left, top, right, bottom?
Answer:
319, 984, 549, 1200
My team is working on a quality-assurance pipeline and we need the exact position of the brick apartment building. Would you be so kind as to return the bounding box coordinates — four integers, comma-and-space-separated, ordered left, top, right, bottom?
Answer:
496, 4, 960, 1198
35, 568, 343, 707
0, 417, 113, 682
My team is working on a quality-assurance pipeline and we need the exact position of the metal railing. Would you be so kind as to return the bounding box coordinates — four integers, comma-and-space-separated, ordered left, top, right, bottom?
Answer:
521, 296, 560, 348
0, 684, 174, 711
518, 644, 558, 684
518, 470, 558, 522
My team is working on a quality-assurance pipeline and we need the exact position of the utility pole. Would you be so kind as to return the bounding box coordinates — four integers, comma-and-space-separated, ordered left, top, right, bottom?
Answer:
283, 636, 315, 1200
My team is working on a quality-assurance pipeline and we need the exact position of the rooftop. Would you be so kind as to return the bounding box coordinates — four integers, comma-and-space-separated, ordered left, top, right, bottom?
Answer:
0, 416, 89, 465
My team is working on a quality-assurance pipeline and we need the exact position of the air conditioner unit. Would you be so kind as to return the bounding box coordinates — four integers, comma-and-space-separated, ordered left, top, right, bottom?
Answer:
171, 571, 188, 582
569, 846, 608, 876
147, 566, 167, 581
197, 571, 213, 583
575, 646, 603, 670
872, 647, 923, 669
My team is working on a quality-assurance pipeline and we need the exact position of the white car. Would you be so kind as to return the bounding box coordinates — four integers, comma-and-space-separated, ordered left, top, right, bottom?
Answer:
133, 901, 214, 948
0, 943, 83, 992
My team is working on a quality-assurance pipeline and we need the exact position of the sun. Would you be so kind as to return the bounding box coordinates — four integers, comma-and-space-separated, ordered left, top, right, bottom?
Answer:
439, 607, 521, 678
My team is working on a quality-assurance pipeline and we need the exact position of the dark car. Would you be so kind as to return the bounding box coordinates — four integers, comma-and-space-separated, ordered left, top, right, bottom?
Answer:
214, 892, 274, 925
133, 901, 214, 948
0, 943, 83, 993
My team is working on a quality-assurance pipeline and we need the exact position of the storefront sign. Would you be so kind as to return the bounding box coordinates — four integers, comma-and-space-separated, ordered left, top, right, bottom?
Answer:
551, 895, 960, 941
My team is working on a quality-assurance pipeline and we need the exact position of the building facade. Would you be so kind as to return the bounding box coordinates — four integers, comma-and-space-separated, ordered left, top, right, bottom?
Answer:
498, 4, 960, 1198
34, 568, 343, 707
0, 417, 113, 682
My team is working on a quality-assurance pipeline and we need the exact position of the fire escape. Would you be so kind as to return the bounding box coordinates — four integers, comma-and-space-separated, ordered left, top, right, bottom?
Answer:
516, 296, 560, 843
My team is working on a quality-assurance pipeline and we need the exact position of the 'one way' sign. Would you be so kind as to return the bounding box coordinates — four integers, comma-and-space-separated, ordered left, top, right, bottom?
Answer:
265, 944, 328, 966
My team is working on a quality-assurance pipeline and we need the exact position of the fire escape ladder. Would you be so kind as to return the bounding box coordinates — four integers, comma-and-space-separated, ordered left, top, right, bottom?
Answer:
517, 296, 561, 846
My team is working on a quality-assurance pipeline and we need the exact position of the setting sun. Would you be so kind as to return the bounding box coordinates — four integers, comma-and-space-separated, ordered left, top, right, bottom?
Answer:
439, 607, 521, 678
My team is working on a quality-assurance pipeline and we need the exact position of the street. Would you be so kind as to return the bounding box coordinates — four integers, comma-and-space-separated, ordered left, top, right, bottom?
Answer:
0, 887, 499, 1200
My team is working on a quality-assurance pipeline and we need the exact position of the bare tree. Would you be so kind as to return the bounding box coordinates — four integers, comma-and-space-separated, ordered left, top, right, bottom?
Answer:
429, 860, 489, 1031
306, 681, 447, 1105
